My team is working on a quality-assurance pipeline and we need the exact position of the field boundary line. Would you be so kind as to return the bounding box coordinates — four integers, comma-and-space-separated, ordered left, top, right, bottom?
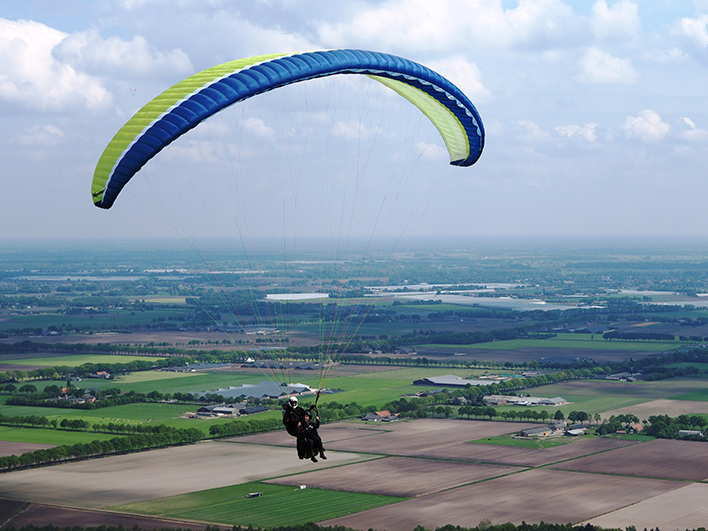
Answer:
532, 438, 646, 469
410, 466, 533, 498
541, 465, 696, 483
259, 455, 389, 482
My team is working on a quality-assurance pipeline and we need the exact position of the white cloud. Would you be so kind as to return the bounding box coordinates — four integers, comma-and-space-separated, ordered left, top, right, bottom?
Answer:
591, 0, 639, 41
416, 141, 448, 161
0, 18, 111, 110
18, 124, 65, 147
621, 110, 670, 142
332, 120, 369, 140
317, 0, 581, 52
517, 119, 549, 142
54, 29, 191, 78
555, 123, 598, 142
505, 0, 580, 49
678, 117, 708, 142
428, 56, 489, 101
242, 117, 275, 138
641, 47, 685, 65
672, 14, 708, 65
578, 47, 638, 84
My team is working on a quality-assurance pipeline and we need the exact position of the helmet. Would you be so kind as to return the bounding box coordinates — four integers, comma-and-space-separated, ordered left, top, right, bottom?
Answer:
289, 396, 298, 404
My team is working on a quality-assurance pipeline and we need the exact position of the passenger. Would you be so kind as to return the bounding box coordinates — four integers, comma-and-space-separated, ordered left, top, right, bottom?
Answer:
298, 411, 326, 463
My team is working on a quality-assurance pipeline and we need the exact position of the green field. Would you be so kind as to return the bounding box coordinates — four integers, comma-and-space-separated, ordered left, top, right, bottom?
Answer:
0, 309, 184, 330
24, 371, 285, 396
470, 432, 587, 449
113, 482, 402, 527
670, 388, 708, 401
0, 354, 168, 368
0, 426, 120, 445
347, 367, 490, 381
0, 395, 283, 440
110, 371, 274, 395
322, 374, 429, 406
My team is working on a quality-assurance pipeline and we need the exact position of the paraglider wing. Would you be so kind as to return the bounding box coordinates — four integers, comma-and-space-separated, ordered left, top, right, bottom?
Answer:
91, 49, 485, 209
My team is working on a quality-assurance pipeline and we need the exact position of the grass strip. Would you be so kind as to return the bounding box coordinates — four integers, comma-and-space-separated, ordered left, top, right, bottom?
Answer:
113, 481, 403, 528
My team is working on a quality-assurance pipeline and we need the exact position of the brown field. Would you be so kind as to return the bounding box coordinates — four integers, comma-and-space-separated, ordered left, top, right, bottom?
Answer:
300, 419, 637, 467
209, 362, 402, 378
2, 503, 209, 531
0, 330, 320, 349
584, 482, 708, 531
417, 346, 662, 364
1, 419, 707, 531
0, 499, 26, 525
266, 456, 522, 497
0, 439, 373, 509
541, 378, 674, 398
550, 438, 708, 481
0, 441, 55, 457
240, 419, 639, 467
239, 418, 537, 453
321, 468, 683, 531
602, 398, 708, 418
0, 364, 46, 371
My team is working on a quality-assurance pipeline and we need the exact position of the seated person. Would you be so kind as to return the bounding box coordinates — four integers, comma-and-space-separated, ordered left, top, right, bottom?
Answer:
282, 395, 306, 437
297, 411, 326, 463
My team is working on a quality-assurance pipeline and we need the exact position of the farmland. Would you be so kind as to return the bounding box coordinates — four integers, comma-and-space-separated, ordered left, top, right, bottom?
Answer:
2, 240, 708, 530
2, 419, 708, 531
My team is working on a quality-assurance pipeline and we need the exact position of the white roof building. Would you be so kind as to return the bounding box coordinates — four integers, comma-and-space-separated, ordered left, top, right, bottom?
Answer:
414, 375, 496, 387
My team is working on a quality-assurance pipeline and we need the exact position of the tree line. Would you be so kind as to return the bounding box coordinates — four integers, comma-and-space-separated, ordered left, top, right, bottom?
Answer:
643, 414, 708, 440
602, 331, 676, 341
0, 426, 203, 471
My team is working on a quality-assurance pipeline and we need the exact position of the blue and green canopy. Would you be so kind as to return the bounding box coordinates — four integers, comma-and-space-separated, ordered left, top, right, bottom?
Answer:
92, 49, 485, 209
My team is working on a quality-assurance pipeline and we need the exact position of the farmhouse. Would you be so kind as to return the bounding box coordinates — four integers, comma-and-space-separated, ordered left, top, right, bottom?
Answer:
678, 430, 703, 437
565, 428, 585, 436
413, 375, 496, 387
538, 397, 568, 406
604, 372, 642, 381
483, 395, 567, 406
212, 405, 239, 415
197, 381, 313, 400
197, 403, 241, 416
242, 360, 321, 371
239, 405, 269, 415
518, 425, 555, 437
362, 410, 399, 422
162, 363, 231, 372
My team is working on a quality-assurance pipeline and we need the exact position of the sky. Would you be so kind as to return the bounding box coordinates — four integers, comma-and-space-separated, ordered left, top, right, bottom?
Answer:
2, 0, 708, 242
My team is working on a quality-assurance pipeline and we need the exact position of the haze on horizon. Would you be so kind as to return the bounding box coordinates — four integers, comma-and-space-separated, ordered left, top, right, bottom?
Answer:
2, 1, 708, 242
